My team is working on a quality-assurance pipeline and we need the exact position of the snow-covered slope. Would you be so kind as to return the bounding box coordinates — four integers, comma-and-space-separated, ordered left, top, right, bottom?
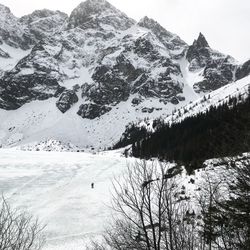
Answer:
166, 74, 250, 125
0, 93, 196, 150
0, 0, 249, 150
138, 74, 250, 132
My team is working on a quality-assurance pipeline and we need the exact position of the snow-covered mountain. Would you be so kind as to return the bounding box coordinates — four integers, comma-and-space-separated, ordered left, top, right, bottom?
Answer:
0, 0, 250, 150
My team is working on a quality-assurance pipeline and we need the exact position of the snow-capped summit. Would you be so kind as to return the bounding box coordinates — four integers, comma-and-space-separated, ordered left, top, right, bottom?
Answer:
0, 3, 11, 14
138, 16, 165, 31
21, 9, 67, 22
138, 16, 187, 58
186, 32, 211, 70
67, 0, 135, 30
0, 4, 32, 49
20, 9, 68, 41
185, 32, 238, 93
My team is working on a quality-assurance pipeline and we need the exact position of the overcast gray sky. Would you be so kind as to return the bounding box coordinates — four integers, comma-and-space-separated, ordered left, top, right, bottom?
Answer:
1, 0, 249, 62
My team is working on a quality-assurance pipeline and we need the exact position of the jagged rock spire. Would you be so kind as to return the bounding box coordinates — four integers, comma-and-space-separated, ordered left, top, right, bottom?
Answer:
194, 32, 209, 48
186, 32, 211, 68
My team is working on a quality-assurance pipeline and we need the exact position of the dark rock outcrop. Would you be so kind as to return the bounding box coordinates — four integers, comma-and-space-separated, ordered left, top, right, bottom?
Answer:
133, 36, 161, 62
0, 48, 10, 58
132, 97, 143, 105
77, 103, 112, 119
56, 90, 78, 113
186, 33, 237, 93
141, 107, 154, 113
138, 16, 187, 58
0, 73, 64, 110
236, 59, 250, 80
186, 33, 211, 71
91, 65, 130, 105
20, 9, 67, 41
193, 57, 236, 93
0, 4, 34, 49
170, 97, 179, 105
89, 53, 142, 106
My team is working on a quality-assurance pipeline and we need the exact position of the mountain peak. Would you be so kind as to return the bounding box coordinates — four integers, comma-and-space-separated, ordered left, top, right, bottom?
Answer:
20, 9, 68, 24
0, 4, 11, 14
138, 16, 162, 30
139, 16, 153, 24
138, 16, 187, 53
68, 0, 134, 30
74, 0, 112, 13
194, 32, 209, 48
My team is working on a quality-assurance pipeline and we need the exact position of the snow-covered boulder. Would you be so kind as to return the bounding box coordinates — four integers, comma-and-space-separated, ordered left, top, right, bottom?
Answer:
77, 103, 112, 119
56, 89, 79, 113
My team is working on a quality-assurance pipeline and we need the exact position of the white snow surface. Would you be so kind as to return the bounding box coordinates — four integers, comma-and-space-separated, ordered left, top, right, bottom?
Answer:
0, 148, 248, 249
0, 148, 134, 249
0, 91, 197, 150
0, 43, 30, 72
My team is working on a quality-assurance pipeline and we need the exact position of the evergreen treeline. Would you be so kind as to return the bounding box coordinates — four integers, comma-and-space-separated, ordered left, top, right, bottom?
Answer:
113, 123, 149, 149
115, 90, 250, 172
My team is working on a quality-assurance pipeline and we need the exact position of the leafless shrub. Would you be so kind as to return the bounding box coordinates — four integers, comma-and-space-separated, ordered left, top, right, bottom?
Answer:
0, 196, 46, 250
89, 161, 200, 250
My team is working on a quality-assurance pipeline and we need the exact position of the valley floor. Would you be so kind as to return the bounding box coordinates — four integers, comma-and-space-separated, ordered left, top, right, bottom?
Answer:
0, 149, 134, 250
0, 148, 246, 249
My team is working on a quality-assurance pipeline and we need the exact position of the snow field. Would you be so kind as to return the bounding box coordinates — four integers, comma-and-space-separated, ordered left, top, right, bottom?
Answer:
0, 149, 134, 249
0, 148, 247, 249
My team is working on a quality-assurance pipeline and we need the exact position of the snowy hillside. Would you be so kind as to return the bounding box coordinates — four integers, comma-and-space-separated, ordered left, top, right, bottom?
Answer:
0, 91, 198, 151
137, 74, 250, 132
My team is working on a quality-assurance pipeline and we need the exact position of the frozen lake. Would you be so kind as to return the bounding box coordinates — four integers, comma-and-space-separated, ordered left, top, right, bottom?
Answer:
0, 149, 132, 249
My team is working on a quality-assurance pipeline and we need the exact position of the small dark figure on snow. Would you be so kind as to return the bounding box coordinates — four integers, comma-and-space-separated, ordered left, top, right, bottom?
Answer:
91, 183, 94, 189
135, 230, 141, 242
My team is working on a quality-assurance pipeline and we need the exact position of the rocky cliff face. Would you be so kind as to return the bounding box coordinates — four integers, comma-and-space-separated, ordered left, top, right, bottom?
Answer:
0, 40, 65, 109
186, 33, 237, 93
0, 4, 67, 50
186, 33, 210, 71
20, 9, 68, 41
138, 16, 187, 59
0, 0, 190, 118
0, 4, 33, 49
0, 0, 249, 148
236, 59, 250, 80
